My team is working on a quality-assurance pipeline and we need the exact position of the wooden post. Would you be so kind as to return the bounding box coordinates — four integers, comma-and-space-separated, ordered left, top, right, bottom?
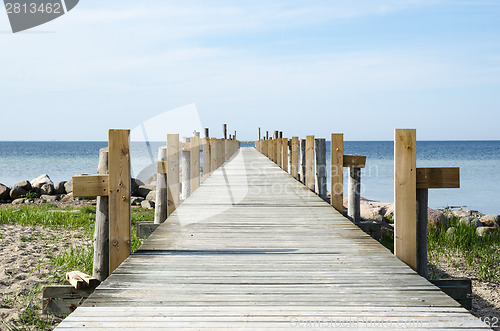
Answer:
263, 138, 269, 158
331, 133, 344, 213
300, 139, 306, 184
266, 131, 269, 140
93, 147, 109, 281
191, 135, 200, 193
279, 131, 283, 139
273, 131, 278, 139
416, 188, 429, 278
291, 137, 299, 179
220, 139, 226, 165
315, 138, 327, 200
223, 124, 227, 140
394, 129, 417, 271
204, 128, 209, 138
167, 134, 180, 217
225, 139, 230, 162
258, 128, 261, 141
282, 138, 289, 173
305, 135, 315, 192
277, 139, 282, 168
181, 137, 191, 200
154, 146, 167, 224
203, 136, 211, 181
269, 139, 274, 163
108, 129, 131, 274
210, 138, 217, 172
348, 167, 361, 224
234, 131, 236, 140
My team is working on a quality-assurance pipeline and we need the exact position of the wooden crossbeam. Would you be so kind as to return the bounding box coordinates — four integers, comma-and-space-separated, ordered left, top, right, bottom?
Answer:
73, 175, 109, 197
416, 167, 460, 189
157, 161, 168, 174
343, 155, 366, 168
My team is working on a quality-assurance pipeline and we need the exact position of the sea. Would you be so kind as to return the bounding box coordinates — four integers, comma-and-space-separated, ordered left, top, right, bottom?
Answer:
0, 141, 499, 214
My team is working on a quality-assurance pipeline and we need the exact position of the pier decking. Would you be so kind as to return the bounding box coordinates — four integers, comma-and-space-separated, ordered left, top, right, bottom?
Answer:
56, 147, 489, 330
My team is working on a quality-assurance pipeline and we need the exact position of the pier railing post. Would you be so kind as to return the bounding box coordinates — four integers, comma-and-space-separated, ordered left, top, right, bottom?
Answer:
94, 147, 109, 281
291, 137, 299, 179
348, 167, 361, 224
330, 133, 344, 213
203, 130, 211, 181
167, 134, 180, 217
282, 138, 289, 173
394, 129, 417, 271
277, 138, 282, 168
300, 139, 306, 184
154, 146, 168, 224
315, 138, 327, 200
181, 137, 191, 200
191, 135, 200, 193
305, 135, 315, 192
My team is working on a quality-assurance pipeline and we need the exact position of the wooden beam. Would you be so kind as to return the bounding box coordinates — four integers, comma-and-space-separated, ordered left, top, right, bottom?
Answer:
331, 133, 344, 213
282, 138, 289, 173
291, 137, 299, 179
343, 155, 366, 168
167, 134, 180, 217
315, 138, 327, 200
94, 148, 109, 282
72, 175, 109, 197
416, 167, 460, 189
305, 135, 315, 191
154, 147, 168, 225
394, 128, 417, 271
191, 136, 200, 193
202, 137, 211, 181
108, 129, 131, 274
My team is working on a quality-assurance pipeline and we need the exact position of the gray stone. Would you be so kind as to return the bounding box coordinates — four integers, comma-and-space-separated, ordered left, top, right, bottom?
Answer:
10, 186, 28, 200
41, 195, 58, 202
54, 181, 67, 195
40, 183, 54, 195
12, 198, 26, 205
449, 208, 472, 219
141, 200, 155, 209
31, 174, 54, 189
476, 227, 497, 237
60, 192, 74, 202
136, 222, 160, 239
131, 178, 141, 194
13, 180, 31, 191
428, 209, 447, 228
146, 191, 156, 203
459, 215, 475, 226
471, 218, 484, 228
0, 184, 10, 200
131, 196, 145, 206
446, 227, 456, 237
481, 214, 500, 227
133, 186, 152, 198
64, 180, 73, 194
146, 173, 157, 185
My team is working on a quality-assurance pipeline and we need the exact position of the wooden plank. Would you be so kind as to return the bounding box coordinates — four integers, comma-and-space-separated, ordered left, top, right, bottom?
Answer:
66, 271, 86, 289
331, 133, 343, 213
43, 285, 94, 315
203, 137, 211, 181
108, 129, 131, 274
73, 271, 100, 288
343, 155, 366, 168
291, 137, 299, 179
305, 135, 315, 191
167, 134, 180, 217
72, 175, 109, 197
416, 167, 460, 189
282, 138, 288, 173
394, 129, 417, 271
191, 136, 200, 193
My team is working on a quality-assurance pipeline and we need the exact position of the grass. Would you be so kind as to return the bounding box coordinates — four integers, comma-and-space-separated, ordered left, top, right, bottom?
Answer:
0, 203, 154, 330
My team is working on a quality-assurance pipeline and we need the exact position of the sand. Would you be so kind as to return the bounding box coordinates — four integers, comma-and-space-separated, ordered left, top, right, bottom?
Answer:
0, 224, 89, 330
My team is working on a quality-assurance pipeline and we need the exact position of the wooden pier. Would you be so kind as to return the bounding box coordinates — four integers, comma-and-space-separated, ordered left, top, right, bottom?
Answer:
56, 147, 489, 330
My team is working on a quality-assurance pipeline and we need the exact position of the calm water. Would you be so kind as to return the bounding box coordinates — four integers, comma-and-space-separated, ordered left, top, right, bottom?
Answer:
1, 141, 499, 214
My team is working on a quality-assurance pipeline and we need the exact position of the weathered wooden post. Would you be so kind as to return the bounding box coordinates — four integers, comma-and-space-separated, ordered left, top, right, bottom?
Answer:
258, 127, 261, 141
167, 134, 180, 217
330, 133, 344, 213
291, 137, 299, 179
203, 129, 211, 181
305, 135, 315, 192
344, 155, 366, 224
277, 138, 282, 168
210, 138, 217, 172
223, 124, 228, 140
191, 135, 200, 193
94, 147, 109, 281
282, 138, 289, 173
181, 137, 191, 200
315, 138, 327, 200
394, 129, 417, 271
73, 129, 131, 275
154, 146, 168, 224
415, 167, 460, 277
300, 139, 306, 184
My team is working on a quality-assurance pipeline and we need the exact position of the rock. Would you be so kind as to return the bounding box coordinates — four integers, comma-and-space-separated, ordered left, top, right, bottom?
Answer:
449, 208, 472, 219
31, 174, 54, 189
40, 183, 54, 195
476, 227, 497, 237
12, 198, 26, 205
459, 216, 475, 226
446, 227, 456, 237
146, 174, 157, 185
54, 181, 67, 195
41, 195, 58, 202
131, 196, 145, 206
471, 218, 484, 228
358, 198, 393, 220
10, 186, 28, 200
64, 180, 73, 194
146, 191, 156, 203
133, 186, 152, 198
13, 180, 32, 191
0, 183, 11, 200
131, 178, 140, 194
428, 209, 447, 228
141, 200, 155, 209
481, 214, 500, 227
60, 192, 74, 202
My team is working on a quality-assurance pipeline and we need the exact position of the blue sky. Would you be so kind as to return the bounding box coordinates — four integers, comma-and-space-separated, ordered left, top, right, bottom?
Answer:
1, 0, 500, 141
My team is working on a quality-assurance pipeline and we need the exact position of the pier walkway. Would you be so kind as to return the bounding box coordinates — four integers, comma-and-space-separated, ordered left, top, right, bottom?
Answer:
56, 147, 489, 330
